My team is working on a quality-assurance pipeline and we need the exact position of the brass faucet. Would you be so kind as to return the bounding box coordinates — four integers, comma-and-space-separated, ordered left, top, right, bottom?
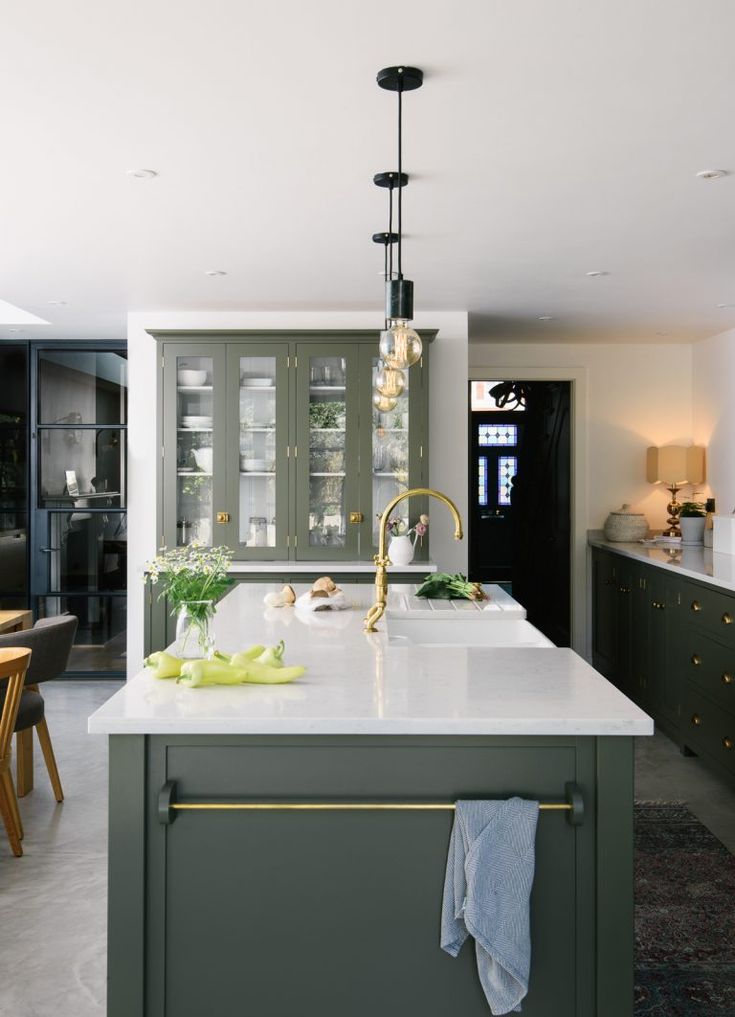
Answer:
364, 488, 464, 632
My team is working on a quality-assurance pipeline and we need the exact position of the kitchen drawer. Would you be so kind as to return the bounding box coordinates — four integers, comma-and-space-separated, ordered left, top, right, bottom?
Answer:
681, 628, 735, 711
681, 581, 735, 645
682, 687, 735, 776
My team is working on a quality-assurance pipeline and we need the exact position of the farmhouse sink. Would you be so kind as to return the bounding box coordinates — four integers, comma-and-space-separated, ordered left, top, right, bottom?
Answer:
385, 617, 554, 648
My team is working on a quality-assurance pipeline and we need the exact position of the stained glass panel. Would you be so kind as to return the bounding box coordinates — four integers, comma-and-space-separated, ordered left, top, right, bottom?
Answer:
478, 423, 518, 446
478, 456, 488, 507
498, 456, 517, 506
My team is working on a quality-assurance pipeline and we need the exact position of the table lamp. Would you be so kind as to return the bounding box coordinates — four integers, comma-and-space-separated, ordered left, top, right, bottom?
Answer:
646, 445, 706, 536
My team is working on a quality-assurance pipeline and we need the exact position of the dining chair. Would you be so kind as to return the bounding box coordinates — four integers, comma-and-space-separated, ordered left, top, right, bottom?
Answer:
0, 615, 78, 800
0, 647, 32, 857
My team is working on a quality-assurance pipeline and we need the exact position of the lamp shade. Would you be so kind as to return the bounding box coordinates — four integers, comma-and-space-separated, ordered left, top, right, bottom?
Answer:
646, 445, 705, 485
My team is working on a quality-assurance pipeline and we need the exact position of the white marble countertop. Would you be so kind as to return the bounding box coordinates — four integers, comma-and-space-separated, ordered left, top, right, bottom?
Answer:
588, 532, 735, 593
89, 583, 652, 737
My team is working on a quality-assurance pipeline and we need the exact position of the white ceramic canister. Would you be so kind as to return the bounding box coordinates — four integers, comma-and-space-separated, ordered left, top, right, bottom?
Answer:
603, 504, 649, 542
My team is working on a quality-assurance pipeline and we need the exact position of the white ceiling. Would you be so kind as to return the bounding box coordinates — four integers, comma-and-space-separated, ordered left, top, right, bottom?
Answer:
2, 0, 735, 344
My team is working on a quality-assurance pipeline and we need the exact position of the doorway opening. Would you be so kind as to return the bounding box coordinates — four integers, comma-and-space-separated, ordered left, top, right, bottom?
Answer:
468, 379, 571, 647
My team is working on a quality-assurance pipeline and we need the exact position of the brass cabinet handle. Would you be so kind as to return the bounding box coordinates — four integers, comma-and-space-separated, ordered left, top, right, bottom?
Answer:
349, 511, 364, 524
722, 612, 733, 625
691, 600, 702, 612
691, 713, 702, 726
216, 512, 230, 524
691, 654, 702, 666
722, 673, 733, 686
724, 737, 734, 750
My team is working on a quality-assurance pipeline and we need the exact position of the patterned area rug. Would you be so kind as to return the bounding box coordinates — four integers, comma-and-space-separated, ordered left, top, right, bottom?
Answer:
635, 802, 735, 1015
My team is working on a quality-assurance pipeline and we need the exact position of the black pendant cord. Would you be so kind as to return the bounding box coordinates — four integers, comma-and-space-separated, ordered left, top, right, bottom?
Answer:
397, 84, 403, 280
388, 181, 394, 283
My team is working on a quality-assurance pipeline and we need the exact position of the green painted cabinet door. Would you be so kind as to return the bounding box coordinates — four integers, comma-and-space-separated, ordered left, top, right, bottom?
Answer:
358, 345, 429, 559
647, 572, 682, 729
225, 343, 290, 559
592, 551, 618, 679
162, 343, 227, 549
294, 343, 361, 559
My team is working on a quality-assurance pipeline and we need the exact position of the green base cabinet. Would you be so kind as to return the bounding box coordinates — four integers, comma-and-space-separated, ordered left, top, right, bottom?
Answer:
591, 545, 735, 786
108, 734, 634, 1017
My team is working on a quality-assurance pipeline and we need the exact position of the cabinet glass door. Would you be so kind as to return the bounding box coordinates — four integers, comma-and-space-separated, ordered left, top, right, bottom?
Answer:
163, 346, 225, 549
360, 347, 427, 558
295, 344, 359, 558
226, 345, 289, 558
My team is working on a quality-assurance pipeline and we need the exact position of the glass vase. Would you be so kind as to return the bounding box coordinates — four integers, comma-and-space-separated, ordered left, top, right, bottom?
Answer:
173, 600, 215, 659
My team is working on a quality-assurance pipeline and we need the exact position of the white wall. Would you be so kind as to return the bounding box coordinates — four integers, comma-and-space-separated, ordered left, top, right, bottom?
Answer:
693, 328, 735, 511
127, 310, 468, 676
469, 341, 695, 531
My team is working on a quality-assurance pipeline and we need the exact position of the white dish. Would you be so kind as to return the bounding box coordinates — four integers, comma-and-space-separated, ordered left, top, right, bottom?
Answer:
178, 370, 207, 386
241, 377, 273, 388
181, 416, 212, 428
241, 458, 273, 472
192, 448, 214, 472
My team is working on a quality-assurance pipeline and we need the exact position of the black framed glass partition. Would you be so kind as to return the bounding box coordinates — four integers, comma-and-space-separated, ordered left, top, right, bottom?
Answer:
30, 344, 127, 676
0, 345, 28, 609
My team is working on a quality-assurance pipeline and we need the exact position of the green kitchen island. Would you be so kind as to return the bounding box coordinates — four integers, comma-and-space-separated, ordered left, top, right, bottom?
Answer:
89, 583, 652, 1017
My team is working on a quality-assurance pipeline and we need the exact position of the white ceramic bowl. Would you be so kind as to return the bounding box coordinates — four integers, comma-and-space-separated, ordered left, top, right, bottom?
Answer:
241, 458, 272, 472
181, 416, 212, 428
192, 448, 214, 472
178, 369, 207, 387
241, 377, 273, 388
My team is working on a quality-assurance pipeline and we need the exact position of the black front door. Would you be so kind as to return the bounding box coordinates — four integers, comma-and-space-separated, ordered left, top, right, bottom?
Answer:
468, 413, 524, 583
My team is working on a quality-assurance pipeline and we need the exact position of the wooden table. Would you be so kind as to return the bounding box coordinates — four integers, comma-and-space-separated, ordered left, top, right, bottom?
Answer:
0, 610, 32, 635
0, 611, 34, 795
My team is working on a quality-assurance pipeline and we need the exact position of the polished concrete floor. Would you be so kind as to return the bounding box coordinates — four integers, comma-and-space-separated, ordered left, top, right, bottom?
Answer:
0, 681, 733, 1016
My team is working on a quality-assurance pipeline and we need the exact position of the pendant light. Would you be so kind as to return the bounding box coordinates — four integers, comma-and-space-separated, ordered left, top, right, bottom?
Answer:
373, 392, 398, 413
375, 364, 406, 398
375, 65, 424, 370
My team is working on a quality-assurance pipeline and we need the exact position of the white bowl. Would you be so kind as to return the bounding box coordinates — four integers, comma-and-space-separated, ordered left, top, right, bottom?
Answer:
241, 458, 273, 472
178, 369, 207, 387
181, 416, 212, 428
192, 448, 213, 472
241, 377, 273, 388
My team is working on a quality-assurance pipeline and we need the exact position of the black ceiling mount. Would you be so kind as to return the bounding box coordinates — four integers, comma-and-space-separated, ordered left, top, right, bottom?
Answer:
377, 66, 424, 92
373, 171, 408, 189
372, 232, 399, 245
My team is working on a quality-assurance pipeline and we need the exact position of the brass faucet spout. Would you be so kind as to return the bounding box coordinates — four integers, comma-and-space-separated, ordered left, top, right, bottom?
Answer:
363, 488, 464, 633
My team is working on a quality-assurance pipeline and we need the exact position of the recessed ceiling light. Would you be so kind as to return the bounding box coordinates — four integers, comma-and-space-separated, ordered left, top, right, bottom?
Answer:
47, 300, 67, 306
655, 330, 670, 336
716, 303, 735, 309
696, 169, 728, 181
8, 328, 19, 333
585, 270, 609, 277
537, 315, 554, 321
204, 269, 227, 277
126, 168, 158, 179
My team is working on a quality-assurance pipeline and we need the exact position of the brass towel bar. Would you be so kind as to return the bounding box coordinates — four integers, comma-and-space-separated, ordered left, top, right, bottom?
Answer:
158, 781, 584, 826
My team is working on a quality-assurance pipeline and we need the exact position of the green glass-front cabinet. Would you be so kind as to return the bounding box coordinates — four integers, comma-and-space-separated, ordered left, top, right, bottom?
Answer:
155, 332, 432, 562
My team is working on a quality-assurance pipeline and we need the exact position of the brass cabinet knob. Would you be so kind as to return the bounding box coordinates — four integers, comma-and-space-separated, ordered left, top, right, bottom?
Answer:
691, 600, 702, 612
216, 512, 230, 524
724, 737, 734, 751
691, 713, 702, 726
722, 612, 733, 625
691, 654, 702, 666
722, 673, 733, 686
349, 511, 364, 524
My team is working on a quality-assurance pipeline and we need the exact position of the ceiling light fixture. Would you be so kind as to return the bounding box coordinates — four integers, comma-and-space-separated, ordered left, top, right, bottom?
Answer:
585, 270, 609, 278
716, 303, 735, 309
537, 315, 554, 321
47, 300, 67, 306
373, 66, 424, 377
696, 169, 727, 181
204, 269, 227, 277
126, 168, 158, 179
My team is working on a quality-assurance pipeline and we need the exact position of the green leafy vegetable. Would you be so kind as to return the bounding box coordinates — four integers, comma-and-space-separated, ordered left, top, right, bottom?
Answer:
415, 573, 488, 601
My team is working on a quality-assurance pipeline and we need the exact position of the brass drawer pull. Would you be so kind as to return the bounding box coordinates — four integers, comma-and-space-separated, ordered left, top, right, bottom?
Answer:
722, 612, 733, 626
216, 512, 230, 524
691, 713, 702, 726
722, 673, 733, 686
724, 737, 734, 751
691, 600, 702, 612
691, 654, 702, 666
349, 511, 364, 524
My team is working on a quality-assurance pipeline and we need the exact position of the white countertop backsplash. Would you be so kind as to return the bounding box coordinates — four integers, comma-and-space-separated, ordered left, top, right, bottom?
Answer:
89, 582, 652, 737
588, 532, 735, 593
227, 560, 437, 574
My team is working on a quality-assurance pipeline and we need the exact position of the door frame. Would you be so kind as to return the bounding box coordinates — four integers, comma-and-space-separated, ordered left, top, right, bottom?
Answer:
468, 366, 589, 658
